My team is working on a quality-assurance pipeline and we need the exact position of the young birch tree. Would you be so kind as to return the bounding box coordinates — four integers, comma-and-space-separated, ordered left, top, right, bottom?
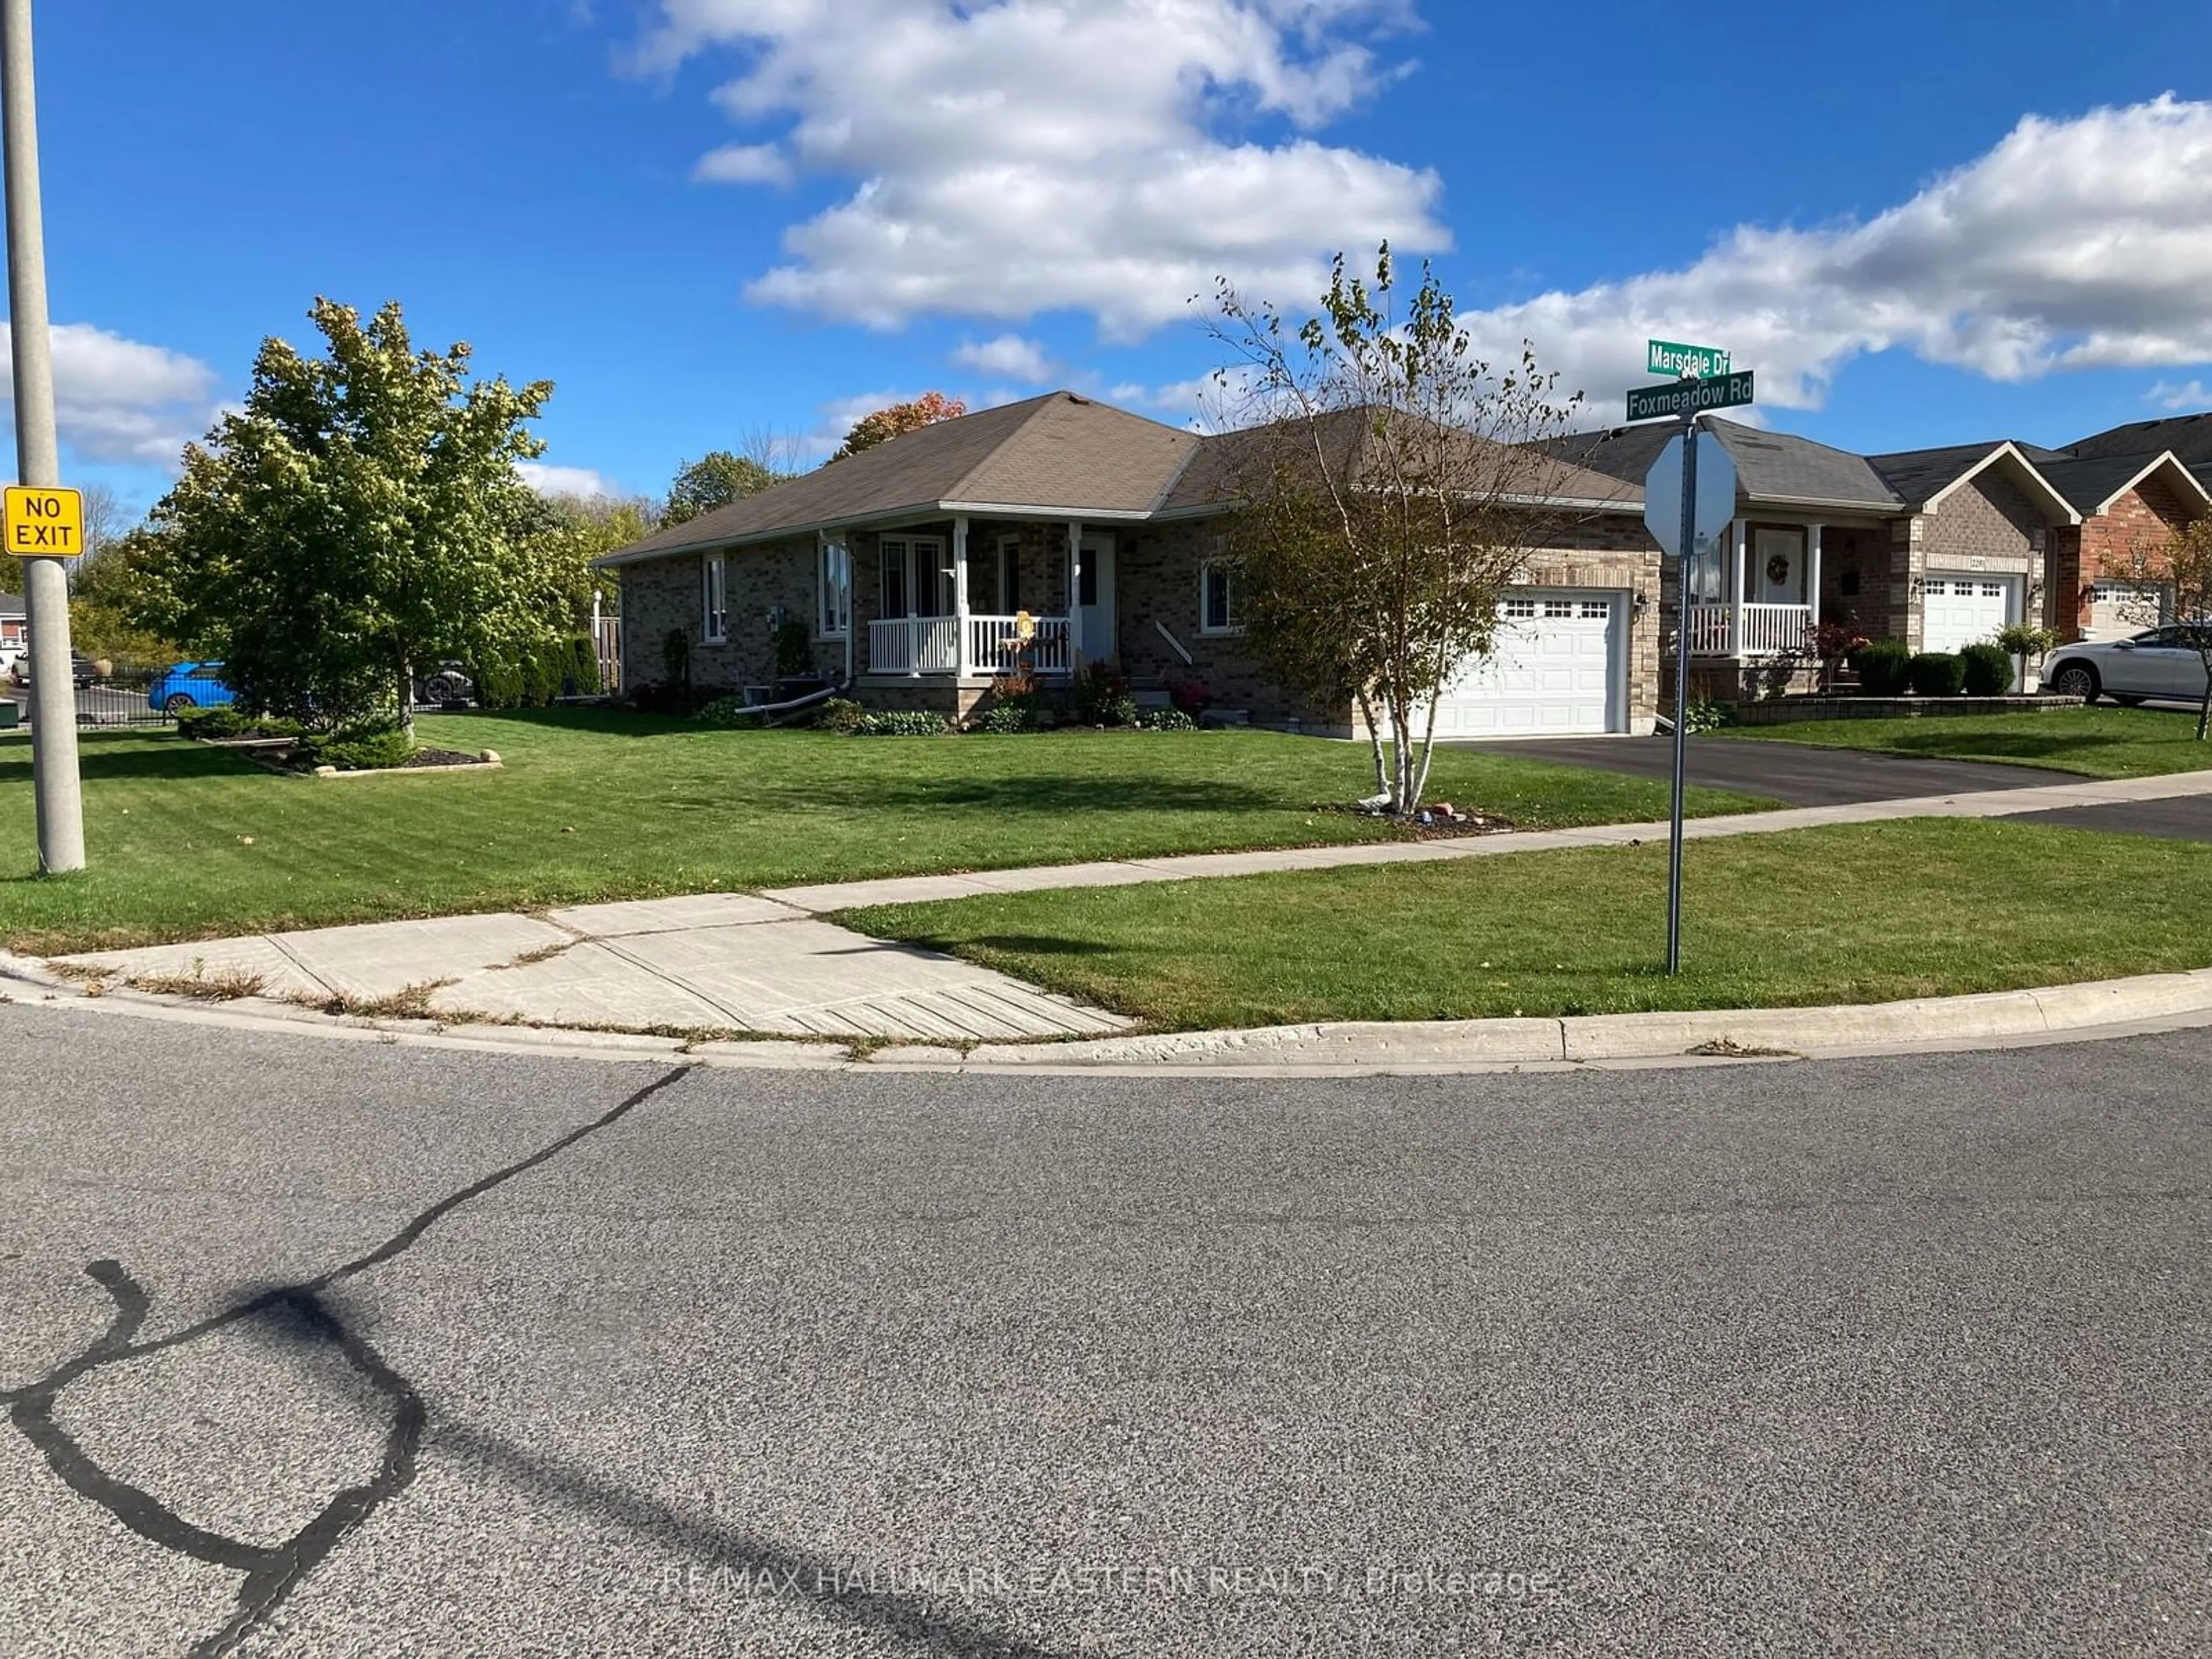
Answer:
1206, 247, 1588, 815
2118, 516, 2212, 739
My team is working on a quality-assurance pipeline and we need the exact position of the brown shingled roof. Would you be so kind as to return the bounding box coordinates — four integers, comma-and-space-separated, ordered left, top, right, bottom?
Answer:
599, 392, 1202, 566
598, 392, 1641, 568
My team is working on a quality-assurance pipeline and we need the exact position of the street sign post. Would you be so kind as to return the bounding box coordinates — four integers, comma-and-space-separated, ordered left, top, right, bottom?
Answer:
1626, 370, 1755, 425
3, 483, 81, 556
1633, 359, 1753, 975
1647, 339, 1731, 380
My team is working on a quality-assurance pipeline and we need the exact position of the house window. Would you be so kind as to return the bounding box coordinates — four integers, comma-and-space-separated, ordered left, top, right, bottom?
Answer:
998, 535, 1021, 615
702, 554, 728, 643
819, 541, 851, 638
879, 536, 951, 618
1543, 599, 1575, 618
1503, 597, 1537, 619
1199, 558, 1242, 634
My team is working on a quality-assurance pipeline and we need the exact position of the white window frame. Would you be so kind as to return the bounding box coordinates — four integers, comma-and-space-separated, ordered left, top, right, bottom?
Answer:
879, 535, 951, 619
702, 554, 728, 644
1199, 555, 1243, 636
818, 541, 851, 639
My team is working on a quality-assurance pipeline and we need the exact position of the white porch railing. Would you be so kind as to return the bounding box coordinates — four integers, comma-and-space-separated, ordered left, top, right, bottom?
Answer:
967, 614, 1073, 676
1688, 603, 1813, 658
870, 613, 1075, 675
869, 615, 960, 675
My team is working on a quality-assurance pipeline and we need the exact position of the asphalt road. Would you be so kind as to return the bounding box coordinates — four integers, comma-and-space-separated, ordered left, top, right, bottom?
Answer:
3, 1007, 2207, 1657
1465, 735, 2081, 806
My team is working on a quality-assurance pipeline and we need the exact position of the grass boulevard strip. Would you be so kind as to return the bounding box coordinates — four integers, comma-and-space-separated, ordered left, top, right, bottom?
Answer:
0, 711, 1769, 956
842, 819, 2212, 1031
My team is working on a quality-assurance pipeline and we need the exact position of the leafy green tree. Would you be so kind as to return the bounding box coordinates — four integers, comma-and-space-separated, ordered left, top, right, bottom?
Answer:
63, 525, 180, 664
146, 298, 559, 732
524, 491, 657, 610
2118, 515, 2212, 740
1207, 246, 1585, 815
663, 451, 783, 526
829, 391, 967, 461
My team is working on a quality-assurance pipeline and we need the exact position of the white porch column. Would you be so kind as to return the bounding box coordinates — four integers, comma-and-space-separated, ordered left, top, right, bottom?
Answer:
952, 515, 971, 678
1732, 520, 1749, 658
1807, 523, 1824, 630
1067, 520, 1085, 662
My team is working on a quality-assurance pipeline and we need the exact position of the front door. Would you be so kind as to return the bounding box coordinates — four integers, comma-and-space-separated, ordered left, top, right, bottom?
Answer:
1077, 532, 1116, 664
1753, 527, 1805, 603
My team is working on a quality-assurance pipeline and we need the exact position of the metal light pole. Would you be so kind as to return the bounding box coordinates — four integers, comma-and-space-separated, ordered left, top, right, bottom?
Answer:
3, 0, 84, 872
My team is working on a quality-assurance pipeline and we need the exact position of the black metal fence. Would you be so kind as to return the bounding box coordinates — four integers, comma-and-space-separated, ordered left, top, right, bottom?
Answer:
0, 675, 480, 732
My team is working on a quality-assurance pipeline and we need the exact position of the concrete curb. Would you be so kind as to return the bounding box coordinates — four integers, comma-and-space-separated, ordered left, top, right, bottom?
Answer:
5, 950, 2208, 1078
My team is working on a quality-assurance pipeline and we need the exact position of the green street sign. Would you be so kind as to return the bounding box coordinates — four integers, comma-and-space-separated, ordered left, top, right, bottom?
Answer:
1627, 371, 1756, 424
1647, 339, 1732, 379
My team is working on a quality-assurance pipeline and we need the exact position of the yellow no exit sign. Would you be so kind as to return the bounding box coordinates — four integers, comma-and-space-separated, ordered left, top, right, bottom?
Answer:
4, 485, 85, 556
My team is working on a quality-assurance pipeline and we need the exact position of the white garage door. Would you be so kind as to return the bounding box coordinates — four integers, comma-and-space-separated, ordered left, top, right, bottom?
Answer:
1429, 590, 1625, 738
1921, 575, 2016, 654
2088, 581, 2171, 639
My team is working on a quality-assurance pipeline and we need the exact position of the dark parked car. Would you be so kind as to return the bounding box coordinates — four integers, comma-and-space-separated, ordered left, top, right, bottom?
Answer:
10, 646, 95, 687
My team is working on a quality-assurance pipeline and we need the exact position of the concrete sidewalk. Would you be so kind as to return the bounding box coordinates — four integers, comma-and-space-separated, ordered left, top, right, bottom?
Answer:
40, 766, 2212, 1047
52, 895, 1134, 1043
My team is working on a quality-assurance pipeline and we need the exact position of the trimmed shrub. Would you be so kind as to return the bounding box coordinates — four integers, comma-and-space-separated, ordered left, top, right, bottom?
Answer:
692, 695, 763, 729
1135, 707, 1198, 731
297, 722, 416, 771
1906, 651, 1968, 697
1070, 661, 1134, 726
1850, 641, 1914, 696
1161, 673, 1214, 718
853, 711, 949, 736
973, 703, 1044, 734
1959, 642, 2015, 696
814, 697, 865, 734
772, 618, 813, 679
176, 706, 301, 740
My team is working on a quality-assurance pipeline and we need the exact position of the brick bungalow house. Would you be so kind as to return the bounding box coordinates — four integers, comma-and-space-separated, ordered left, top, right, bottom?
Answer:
597, 391, 1666, 738
1552, 423, 2082, 696
2040, 412, 2212, 638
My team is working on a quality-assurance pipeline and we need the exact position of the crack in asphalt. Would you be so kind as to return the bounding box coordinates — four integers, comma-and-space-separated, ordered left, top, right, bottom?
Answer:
2, 1063, 696, 1657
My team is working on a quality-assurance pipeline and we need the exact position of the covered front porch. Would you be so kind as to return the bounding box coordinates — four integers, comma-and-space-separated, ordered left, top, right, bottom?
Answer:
858, 516, 1111, 681
1686, 519, 1834, 660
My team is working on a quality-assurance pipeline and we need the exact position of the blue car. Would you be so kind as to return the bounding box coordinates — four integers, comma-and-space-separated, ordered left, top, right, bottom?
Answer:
149, 660, 236, 714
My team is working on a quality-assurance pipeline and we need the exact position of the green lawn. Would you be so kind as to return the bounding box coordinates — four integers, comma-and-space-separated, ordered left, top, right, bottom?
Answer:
1717, 704, 2212, 778
0, 710, 1770, 955
843, 819, 2212, 1032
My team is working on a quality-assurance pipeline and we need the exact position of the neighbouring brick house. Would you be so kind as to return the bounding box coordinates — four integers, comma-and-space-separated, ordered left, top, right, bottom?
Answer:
599, 391, 1666, 739
0, 591, 24, 653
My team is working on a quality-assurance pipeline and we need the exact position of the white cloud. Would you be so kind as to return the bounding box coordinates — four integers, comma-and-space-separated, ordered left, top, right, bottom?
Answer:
692, 142, 792, 185
950, 334, 1056, 382
517, 461, 619, 499
1452, 94, 2212, 419
0, 321, 220, 467
642, 0, 1445, 339
2148, 379, 2212, 411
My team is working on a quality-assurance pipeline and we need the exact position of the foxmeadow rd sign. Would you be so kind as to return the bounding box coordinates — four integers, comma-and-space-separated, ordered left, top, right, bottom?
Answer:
1626, 371, 1756, 424
1646, 339, 1731, 380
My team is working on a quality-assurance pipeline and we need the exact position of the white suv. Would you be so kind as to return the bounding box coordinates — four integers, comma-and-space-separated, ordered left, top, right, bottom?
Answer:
2043, 624, 2211, 706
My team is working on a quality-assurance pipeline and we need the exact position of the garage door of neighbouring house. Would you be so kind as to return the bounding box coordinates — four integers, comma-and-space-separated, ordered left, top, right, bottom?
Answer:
2088, 581, 2171, 639
1921, 574, 2017, 654
1429, 590, 1626, 738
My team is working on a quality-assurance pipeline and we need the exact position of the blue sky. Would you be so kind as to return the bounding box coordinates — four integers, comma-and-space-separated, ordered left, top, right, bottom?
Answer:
18, 0, 2212, 516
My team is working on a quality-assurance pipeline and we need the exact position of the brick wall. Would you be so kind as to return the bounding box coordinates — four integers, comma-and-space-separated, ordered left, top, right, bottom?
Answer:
617, 534, 838, 696
1916, 471, 2047, 645
1116, 512, 1661, 732
2048, 475, 2198, 639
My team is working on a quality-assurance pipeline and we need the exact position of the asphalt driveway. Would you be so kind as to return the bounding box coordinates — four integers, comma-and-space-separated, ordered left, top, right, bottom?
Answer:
1468, 735, 2080, 807
2003, 795, 2212, 843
